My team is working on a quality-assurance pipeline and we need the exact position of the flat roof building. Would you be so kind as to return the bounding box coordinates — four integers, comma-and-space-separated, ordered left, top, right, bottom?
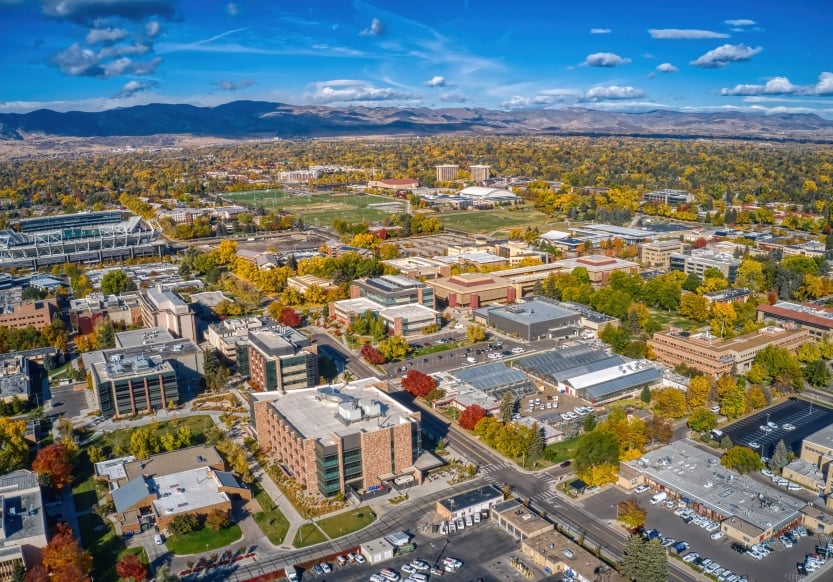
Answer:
0, 355, 31, 404
551, 255, 640, 287
0, 470, 48, 576
491, 498, 553, 541
620, 440, 805, 546
247, 327, 318, 393
435, 485, 503, 520
379, 304, 439, 337
670, 249, 741, 283
643, 189, 692, 205
139, 286, 197, 343
648, 326, 810, 376
381, 256, 450, 280
69, 292, 143, 335
351, 275, 435, 310
251, 379, 421, 498
522, 529, 625, 582
427, 272, 515, 308
640, 239, 686, 271
758, 301, 833, 339
0, 299, 57, 332
435, 164, 459, 182
206, 316, 269, 362
475, 296, 581, 341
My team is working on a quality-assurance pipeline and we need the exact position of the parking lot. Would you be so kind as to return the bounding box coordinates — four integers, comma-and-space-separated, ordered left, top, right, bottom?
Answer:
721, 398, 833, 457
301, 520, 534, 581
46, 383, 92, 420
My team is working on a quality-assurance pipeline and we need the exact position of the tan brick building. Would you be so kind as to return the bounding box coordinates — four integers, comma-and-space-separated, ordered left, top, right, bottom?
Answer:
647, 326, 809, 376
427, 272, 515, 308
0, 299, 57, 331
252, 379, 421, 498
551, 255, 640, 287
639, 239, 686, 270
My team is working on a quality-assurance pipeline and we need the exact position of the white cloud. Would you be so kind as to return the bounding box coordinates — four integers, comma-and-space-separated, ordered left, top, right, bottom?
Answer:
690, 44, 763, 68
724, 19, 756, 27
590, 28, 611, 34
226, 2, 238, 16
307, 80, 417, 103
425, 76, 446, 87
581, 52, 630, 67
85, 27, 128, 44
118, 80, 157, 98
360, 18, 385, 37
216, 79, 253, 91
583, 86, 646, 100
145, 21, 160, 37
720, 72, 833, 96
656, 62, 678, 73
649, 29, 729, 39
440, 92, 468, 103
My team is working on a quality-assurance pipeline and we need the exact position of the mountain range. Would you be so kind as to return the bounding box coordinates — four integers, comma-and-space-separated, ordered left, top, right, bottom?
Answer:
2, 101, 833, 143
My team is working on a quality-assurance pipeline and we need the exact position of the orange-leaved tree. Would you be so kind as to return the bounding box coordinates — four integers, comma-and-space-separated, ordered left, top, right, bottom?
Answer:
32, 443, 74, 489
38, 523, 92, 580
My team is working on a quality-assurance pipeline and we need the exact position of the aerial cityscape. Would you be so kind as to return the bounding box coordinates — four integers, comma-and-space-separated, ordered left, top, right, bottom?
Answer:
2, 2, 833, 582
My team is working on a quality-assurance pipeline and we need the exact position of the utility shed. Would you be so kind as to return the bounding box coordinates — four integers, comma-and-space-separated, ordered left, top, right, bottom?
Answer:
384, 531, 411, 546
361, 537, 395, 564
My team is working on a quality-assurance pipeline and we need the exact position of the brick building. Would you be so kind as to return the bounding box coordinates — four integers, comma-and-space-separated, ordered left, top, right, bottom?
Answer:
550, 255, 640, 287
427, 272, 515, 308
251, 379, 421, 498
639, 239, 686, 270
757, 301, 833, 340
138, 286, 197, 342
648, 326, 809, 376
0, 299, 57, 331
247, 327, 318, 392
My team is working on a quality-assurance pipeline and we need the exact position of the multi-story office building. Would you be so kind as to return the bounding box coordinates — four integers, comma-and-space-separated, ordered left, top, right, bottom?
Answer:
69, 292, 143, 334
648, 326, 809, 376
469, 164, 491, 182
350, 275, 435, 309
428, 272, 515, 308
379, 304, 440, 336
247, 327, 318, 392
669, 249, 741, 283
757, 301, 833, 340
435, 164, 459, 182
639, 240, 686, 270
138, 286, 197, 342
550, 255, 640, 287
642, 189, 692, 205
206, 316, 269, 361
89, 352, 179, 418
475, 297, 581, 341
251, 379, 421, 497
0, 299, 57, 331
0, 355, 31, 404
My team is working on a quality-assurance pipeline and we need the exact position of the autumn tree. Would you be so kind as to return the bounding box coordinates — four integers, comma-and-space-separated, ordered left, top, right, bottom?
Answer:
360, 343, 386, 365
205, 509, 230, 532
32, 443, 74, 489
686, 375, 711, 409
169, 513, 201, 536
0, 418, 29, 474
378, 335, 410, 361
116, 553, 148, 581
277, 307, 302, 327
574, 430, 619, 485
721, 446, 764, 474
647, 415, 673, 445
459, 405, 487, 430
129, 428, 160, 460
717, 374, 746, 419
401, 370, 436, 398
101, 270, 137, 296
617, 499, 647, 529
651, 387, 687, 419
466, 324, 487, 343
40, 523, 92, 580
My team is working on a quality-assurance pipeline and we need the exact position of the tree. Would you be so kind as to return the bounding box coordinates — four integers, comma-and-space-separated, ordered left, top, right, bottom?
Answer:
32, 443, 74, 489
770, 440, 790, 472
647, 415, 673, 445
527, 422, 544, 462
360, 343, 386, 365
574, 430, 619, 483
721, 446, 764, 474
499, 393, 514, 424
677, 293, 709, 321
94, 318, 116, 350
582, 413, 597, 432
277, 307, 302, 327
686, 375, 711, 409
805, 359, 832, 388
459, 405, 487, 430
205, 509, 230, 532
621, 536, 667, 582
40, 523, 92, 580
116, 553, 148, 581
378, 336, 410, 361
688, 409, 717, 433
717, 375, 746, 419
651, 388, 687, 419
0, 418, 29, 474
617, 499, 647, 529
101, 270, 137, 296
640, 385, 652, 404
129, 428, 159, 460
466, 325, 487, 343
720, 435, 733, 449
169, 513, 201, 536
401, 370, 436, 398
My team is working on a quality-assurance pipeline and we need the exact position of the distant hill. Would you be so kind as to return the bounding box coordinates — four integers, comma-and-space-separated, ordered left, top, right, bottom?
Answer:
2, 101, 833, 143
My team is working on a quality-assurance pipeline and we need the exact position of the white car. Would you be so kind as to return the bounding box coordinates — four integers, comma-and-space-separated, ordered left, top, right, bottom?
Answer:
511, 347, 526, 354
762, 468, 774, 478
782, 423, 796, 431
487, 352, 502, 360
634, 484, 650, 494
711, 531, 725, 540
154, 534, 164, 545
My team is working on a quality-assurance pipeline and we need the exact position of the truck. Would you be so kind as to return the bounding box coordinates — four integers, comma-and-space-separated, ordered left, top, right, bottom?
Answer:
281, 564, 298, 582
650, 492, 668, 505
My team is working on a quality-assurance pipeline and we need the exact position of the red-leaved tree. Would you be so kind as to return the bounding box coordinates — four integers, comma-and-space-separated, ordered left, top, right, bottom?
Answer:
38, 523, 92, 580
32, 443, 74, 489
459, 405, 487, 430
278, 307, 302, 327
360, 344, 387, 365
116, 553, 148, 581
401, 370, 436, 398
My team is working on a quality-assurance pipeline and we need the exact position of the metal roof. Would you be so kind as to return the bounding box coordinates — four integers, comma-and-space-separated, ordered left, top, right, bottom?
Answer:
513, 345, 611, 378
113, 476, 153, 514
451, 362, 528, 391
583, 368, 663, 400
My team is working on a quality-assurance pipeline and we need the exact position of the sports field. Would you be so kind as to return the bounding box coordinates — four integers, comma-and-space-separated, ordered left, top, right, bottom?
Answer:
438, 207, 563, 235
223, 190, 403, 226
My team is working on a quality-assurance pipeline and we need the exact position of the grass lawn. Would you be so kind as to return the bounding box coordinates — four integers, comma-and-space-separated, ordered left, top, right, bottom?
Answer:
438, 208, 562, 234
412, 340, 464, 357
316, 507, 377, 539
166, 524, 243, 555
223, 190, 399, 226
542, 436, 582, 463
648, 308, 702, 332
251, 483, 290, 545
78, 513, 132, 580
292, 523, 328, 548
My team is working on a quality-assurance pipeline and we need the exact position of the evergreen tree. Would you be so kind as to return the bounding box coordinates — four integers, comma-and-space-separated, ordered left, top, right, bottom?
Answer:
583, 413, 597, 432
640, 385, 652, 404
621, 536, 667, 582
527, 422, 544, 462
499, 393, 514, 424
629, 309, 641, 334
720, 435, 733, 449
770, 439, 789, 472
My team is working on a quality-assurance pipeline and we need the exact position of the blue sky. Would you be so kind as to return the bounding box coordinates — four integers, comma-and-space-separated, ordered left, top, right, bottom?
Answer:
1, 0, 831, 116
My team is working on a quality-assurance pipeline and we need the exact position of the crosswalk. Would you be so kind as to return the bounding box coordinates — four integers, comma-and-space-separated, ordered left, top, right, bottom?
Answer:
479, 461, 513, 474
530, 490, 559, 503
